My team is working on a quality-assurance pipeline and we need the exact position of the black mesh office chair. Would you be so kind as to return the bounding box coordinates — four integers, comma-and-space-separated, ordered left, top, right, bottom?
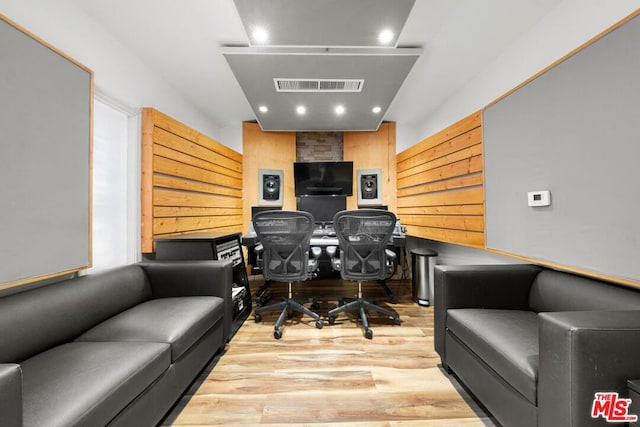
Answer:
252, 210, 323, 339
327, 209, 401, 339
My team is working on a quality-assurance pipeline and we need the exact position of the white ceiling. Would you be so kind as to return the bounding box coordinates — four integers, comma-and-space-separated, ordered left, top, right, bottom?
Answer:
224, 47, 421, 131
73, 0, 565, 132
233, 0, 416, 47
224, 0, 421, 131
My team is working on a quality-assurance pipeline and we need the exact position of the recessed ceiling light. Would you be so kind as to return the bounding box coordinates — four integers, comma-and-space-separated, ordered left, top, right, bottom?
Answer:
378, 29, 394, 45
258, 105, 268, 113
334, 105, 345, 115
252, 27, 268, 44
296, 105, 306, 115
372, 106, 382, 114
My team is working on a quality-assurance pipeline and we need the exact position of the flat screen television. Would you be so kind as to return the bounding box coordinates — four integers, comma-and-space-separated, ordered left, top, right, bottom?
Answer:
293, 161, 353, 196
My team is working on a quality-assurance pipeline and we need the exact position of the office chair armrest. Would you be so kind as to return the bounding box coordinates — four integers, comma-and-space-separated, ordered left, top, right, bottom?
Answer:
385, 249, 397, 278
307, 246, 322, 277
326, 245, 341, 271
385, 249, 397, 261
254, 243, 264, 269
310, 246, 322, 259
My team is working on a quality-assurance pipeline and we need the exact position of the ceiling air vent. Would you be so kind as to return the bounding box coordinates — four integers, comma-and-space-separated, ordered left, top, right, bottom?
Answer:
274, 78, 364, 92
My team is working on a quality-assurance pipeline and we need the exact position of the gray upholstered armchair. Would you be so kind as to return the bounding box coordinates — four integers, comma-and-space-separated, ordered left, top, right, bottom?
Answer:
435, 264, 640, 427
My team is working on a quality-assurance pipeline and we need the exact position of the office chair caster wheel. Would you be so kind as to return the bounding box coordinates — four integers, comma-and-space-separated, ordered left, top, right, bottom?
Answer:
390, 296, 397, 304
254, 313, 262, 323
315, 319, 323, 329
393, 317, 401, 325
274, 329, 283, 339
312, 301, 320, 310
364, 328, 373, 339
328, 315, 336, 325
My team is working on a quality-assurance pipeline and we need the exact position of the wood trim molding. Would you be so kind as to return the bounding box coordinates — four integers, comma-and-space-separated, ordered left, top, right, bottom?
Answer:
486, 8, 640, 109
487, 248, 640, 289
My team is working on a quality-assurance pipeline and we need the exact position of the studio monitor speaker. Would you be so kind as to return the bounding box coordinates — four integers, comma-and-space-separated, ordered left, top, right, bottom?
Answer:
258, 169, 283, 206
357, 168, 382, 206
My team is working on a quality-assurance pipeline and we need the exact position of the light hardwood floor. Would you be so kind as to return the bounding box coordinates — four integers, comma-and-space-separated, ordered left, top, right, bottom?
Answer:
161, 277, 498, 426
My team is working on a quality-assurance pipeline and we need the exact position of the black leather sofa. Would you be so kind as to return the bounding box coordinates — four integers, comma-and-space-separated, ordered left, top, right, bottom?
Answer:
0, 260, 233, 427
435, 264, 640, 427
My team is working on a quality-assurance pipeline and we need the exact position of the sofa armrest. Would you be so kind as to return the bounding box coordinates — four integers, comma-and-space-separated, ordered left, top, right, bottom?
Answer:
140, 260, 233, 341
0, 364, 22, 427
538, 311, 640, 427
434, 264, 541, 359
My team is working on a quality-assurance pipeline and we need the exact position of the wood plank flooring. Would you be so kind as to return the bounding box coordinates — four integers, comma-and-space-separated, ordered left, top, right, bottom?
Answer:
161, 277, 498, 426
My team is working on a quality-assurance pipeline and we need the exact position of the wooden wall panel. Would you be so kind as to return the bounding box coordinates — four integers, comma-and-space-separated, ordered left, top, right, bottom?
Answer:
242, 122, 297, 232
141, 108, 243, 253
396, 112, 484, 248
343, 122, 397, 211
242, 122, 396, 228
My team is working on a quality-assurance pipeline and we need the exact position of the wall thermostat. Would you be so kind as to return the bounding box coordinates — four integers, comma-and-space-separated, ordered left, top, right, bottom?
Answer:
527, 190, 551, 207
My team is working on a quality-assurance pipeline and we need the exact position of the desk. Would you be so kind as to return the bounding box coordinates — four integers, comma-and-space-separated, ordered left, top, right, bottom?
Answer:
242, 231, 405, 276
241, 233, 406, 249
242, 229, 406, 303
154, 231, 252, 337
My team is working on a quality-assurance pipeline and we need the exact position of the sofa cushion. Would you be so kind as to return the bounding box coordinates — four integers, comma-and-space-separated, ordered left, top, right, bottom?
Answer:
76, 296, 225, 362
0, 265, 152, 363
21, 341, 169, 427
0, 364, 21, 427
447, 309, 539, 404
529, 269, 640, 312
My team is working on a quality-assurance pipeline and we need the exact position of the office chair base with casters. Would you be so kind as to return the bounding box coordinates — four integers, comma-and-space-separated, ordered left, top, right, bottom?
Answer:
327, 281, 400, 339
254, 281, 323, 339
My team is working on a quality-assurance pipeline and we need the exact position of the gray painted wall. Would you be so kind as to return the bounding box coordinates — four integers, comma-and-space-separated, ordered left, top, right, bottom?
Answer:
0, 18, 91, 285
483, 14, 640, 282
405, 237, 521, 305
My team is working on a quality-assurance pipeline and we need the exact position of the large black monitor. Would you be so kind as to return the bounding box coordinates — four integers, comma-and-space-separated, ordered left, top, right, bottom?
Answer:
297, 196, 346, 223
293, 161, 353, 196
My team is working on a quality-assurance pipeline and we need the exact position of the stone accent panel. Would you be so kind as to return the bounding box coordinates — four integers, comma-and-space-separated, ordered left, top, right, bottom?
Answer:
296, 132, 343, 162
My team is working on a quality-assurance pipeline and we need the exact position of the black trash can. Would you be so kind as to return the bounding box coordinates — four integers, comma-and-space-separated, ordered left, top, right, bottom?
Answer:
410, 248, 438, 306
